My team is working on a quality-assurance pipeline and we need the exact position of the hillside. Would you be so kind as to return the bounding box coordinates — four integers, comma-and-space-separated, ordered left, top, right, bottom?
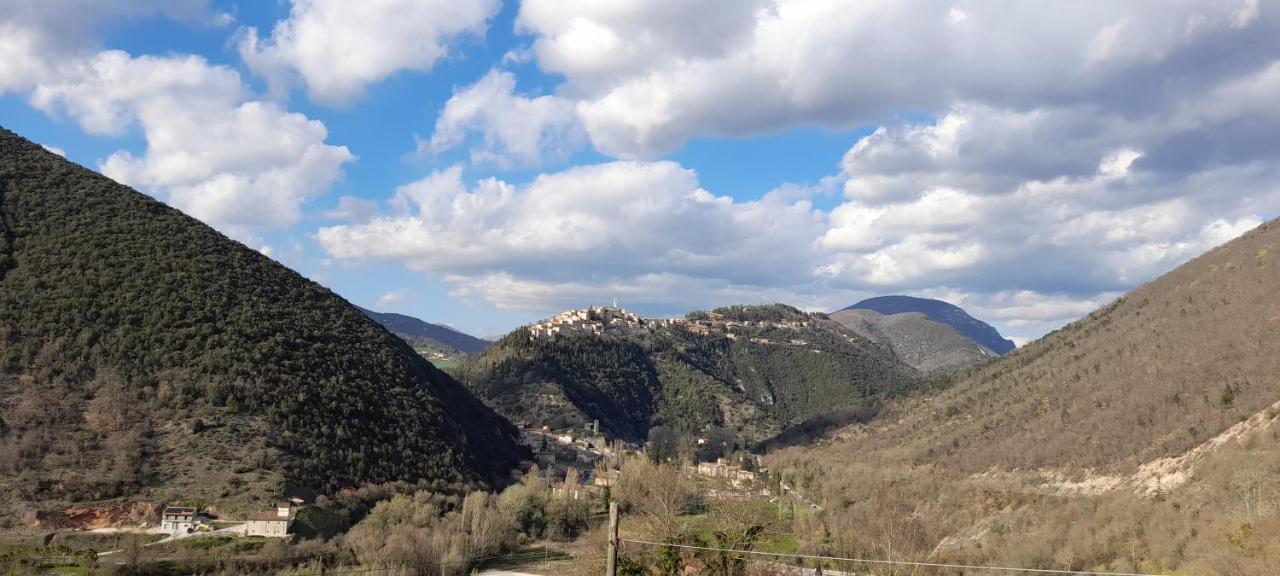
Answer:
771, 220, 1280, 574
844, 295, 1016, 355
455, 304, 922, 444
0, 128, 521, 525
358, 306, 490, 358
829, 308, 995, 375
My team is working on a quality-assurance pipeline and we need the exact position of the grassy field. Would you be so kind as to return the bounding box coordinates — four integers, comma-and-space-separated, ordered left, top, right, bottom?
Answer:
427, 357, 461, 370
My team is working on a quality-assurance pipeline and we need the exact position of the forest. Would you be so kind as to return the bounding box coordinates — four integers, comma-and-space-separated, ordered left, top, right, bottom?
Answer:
454, 308, 920, 444
0, 128, 522, 521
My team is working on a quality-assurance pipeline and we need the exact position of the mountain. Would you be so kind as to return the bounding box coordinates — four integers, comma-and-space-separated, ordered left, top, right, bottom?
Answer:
843, 295, 1016, 355
0, 128, 521, 524
358, 307, 490, 357
771, 220, 1280, 573
454, 304, 922, 444
829, 308, 995, 375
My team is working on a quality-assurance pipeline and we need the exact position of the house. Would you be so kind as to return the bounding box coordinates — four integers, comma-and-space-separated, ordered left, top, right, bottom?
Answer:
161, 507, 198, 534
697, 459, 732, 478
244, 503, 293, 537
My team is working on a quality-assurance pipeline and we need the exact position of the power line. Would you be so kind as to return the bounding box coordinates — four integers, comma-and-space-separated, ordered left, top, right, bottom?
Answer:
619, 538, 1173, 576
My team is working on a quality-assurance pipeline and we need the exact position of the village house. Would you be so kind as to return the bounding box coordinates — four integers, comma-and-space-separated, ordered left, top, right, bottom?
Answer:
243, 503, 293, 538
697, 458, 733, 478
551, 482, 599, 500
161, 507, 198, 534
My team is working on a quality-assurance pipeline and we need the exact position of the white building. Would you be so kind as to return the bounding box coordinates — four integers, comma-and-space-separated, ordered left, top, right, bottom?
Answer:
244, 504, 292, 537
161, 507, 197, 534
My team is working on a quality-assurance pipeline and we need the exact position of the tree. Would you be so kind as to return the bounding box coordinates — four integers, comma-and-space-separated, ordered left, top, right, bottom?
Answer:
617, 457, 692, 541
647, 426, 681, 464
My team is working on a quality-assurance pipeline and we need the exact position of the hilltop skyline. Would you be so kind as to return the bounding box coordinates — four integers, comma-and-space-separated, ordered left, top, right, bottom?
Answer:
2, 1, 1278, 340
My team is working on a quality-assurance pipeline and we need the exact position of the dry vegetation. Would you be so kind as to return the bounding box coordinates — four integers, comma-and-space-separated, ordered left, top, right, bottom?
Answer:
769, 220, 1280, 574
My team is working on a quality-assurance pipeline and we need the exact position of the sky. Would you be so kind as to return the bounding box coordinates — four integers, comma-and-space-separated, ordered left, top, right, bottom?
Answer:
1, 1, 1278, 343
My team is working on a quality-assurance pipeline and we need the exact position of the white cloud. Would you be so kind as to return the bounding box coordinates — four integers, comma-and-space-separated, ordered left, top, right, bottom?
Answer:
29, 51, 353, 239
318, 161, 827, 312
374, 289, 412, 309
40, 144, 65, 157
516, 0, 1277, 158
238, 0, 500, 105
0, 0, 218, 93
2, 2, 354, 242
423, 69, 585, 167
321, 81, 1280, 332
819, 96, 1280, 305
325, 195, 379, 224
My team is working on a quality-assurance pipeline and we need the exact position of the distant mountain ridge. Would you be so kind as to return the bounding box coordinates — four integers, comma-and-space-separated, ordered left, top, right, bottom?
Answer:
844, 295, 1016, 355
829, 308, 995, 375
359, 307, 491, 356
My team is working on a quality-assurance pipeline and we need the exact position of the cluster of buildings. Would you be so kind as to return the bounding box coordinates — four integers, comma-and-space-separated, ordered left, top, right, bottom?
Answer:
520, 425, 611, 465
690, 457, 764, 490
685, 312, 816, 337
528, 306, 681, 339
160, 501, 294, 538
527, 305, 820, 341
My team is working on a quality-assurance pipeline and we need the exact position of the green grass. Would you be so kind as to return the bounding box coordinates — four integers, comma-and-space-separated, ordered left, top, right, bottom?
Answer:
428, 358, 461, 370
755, 533, 800, 554
172, 535, 266, 553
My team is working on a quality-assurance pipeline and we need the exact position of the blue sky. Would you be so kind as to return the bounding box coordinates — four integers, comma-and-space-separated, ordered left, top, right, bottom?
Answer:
2, 0, 1278, 341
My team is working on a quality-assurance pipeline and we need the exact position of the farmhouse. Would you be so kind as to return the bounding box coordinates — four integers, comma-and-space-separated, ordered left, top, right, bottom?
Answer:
243, 503, 293, 538
161, 507, 197, 534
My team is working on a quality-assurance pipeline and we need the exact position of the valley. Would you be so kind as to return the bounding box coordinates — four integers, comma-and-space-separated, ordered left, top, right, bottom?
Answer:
3, 128, 1278, 576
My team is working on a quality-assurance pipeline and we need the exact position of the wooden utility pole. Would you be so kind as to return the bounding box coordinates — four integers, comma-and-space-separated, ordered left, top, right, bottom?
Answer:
606, 501, 620, 576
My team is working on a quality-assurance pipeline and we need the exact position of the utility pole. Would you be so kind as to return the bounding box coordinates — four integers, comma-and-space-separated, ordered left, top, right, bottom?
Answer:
605, 501, 619, 576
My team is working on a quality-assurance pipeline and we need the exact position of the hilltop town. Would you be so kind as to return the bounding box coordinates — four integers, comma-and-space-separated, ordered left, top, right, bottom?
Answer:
526, 305, 821, 341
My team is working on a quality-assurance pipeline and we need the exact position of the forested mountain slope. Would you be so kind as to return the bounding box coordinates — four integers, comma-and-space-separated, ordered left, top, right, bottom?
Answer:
0, 128, 521, 525
358, 306, 491, 356
829, 308, 995, 375
844, 295, 1016, 355
455, 304, 922, 444
771, 220, 1280, 574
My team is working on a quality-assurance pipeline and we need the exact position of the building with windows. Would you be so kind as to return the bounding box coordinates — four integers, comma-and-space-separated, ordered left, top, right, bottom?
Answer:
161, 507, 198, 534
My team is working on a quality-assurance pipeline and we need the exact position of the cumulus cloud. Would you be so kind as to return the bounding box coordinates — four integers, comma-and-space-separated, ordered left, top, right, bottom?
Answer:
29, 51, 353, 239
317, 161, 828, 312
811, 91, 1280, 334
332, 84, 1280, 336
423, 69, 585, 167
0, 0, 220, 92
516, 0, 1278, 158
239, 0, 500, 105
2, 3, 354, 243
